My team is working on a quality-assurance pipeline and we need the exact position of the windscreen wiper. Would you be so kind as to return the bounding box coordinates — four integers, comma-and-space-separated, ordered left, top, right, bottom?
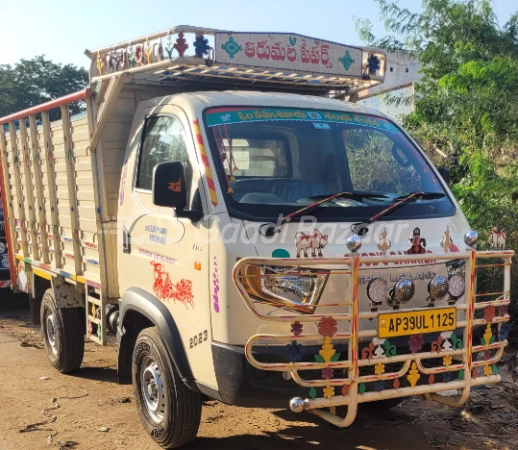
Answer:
260, 191, 388, 237
350, 191, 446, 236
281, 191, 387, 225
392, 192, 446, 202
369, 191, 445, 224
306, 191, 388, 201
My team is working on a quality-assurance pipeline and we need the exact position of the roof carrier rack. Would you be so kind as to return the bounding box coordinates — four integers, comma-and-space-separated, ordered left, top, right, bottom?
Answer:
85, 25, 386, 99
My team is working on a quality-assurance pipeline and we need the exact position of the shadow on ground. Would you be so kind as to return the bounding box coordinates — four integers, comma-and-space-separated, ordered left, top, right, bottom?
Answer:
72, 366, 119, 383
192, 414, 432, 450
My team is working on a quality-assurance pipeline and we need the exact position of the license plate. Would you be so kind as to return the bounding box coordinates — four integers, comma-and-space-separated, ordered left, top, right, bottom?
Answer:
378, 307, 457, 339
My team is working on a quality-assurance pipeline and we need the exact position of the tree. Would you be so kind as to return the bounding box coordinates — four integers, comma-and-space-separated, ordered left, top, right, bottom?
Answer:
357, 0, 518, 342
0, 56, 88, 120
357, 0, 518, 163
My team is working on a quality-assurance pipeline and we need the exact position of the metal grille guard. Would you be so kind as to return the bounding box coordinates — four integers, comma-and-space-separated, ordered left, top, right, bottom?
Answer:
232, 250, 514, 427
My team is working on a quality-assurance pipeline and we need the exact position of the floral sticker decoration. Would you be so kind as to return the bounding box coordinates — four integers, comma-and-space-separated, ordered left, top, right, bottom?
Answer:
291, 321, 303, 336
484, 305, 495, 323
193, 35, 212, 57
323, 386, 335, 400
367, 54, 381, 74
285, 341, 303, 363
318, 338, 339, 363
306, 317, 342, 400
318, 316, 337, 337
374, 362, 385, 376
408, 334, 424, 353
322, 367, 334, 380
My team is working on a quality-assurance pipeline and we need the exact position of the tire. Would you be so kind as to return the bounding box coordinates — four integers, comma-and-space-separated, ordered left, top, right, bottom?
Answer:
132, 327, 202, 449
40, 288, 85, 373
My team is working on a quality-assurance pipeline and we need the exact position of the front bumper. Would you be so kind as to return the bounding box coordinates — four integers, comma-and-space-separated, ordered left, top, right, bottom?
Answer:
232, 250, 513, 427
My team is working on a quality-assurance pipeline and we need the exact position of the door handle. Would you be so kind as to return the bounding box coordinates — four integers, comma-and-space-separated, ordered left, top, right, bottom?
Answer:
122, 226, 131, 254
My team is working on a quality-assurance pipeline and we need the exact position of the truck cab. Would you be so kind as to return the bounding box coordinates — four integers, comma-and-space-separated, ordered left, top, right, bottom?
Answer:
0, 26, 513, 449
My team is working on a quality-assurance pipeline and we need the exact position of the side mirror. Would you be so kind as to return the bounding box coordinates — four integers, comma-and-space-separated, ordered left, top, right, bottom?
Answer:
437, 166, 451, 184
152, 161, 187, 210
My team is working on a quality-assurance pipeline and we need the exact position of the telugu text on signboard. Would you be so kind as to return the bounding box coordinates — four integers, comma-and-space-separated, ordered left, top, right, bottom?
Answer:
215, 32, 363, 77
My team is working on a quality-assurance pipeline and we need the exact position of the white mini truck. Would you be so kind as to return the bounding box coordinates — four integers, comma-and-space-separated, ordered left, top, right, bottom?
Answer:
0, 26, 513, 448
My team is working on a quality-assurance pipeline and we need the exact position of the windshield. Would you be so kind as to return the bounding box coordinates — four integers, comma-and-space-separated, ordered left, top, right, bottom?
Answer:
204, 107, 454, 222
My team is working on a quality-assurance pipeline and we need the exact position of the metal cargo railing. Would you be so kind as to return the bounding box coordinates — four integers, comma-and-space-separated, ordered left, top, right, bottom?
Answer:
233, 250, 513, 427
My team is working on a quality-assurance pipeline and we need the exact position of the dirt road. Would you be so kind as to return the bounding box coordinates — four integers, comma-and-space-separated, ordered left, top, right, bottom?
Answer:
0, 299, 517, 450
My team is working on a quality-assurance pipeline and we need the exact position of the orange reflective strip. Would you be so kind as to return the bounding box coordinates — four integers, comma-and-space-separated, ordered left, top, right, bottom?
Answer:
193, 120, 218, 207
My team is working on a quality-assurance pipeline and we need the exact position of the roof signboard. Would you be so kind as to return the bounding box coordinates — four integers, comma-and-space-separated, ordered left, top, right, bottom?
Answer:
84, 25, 386, 97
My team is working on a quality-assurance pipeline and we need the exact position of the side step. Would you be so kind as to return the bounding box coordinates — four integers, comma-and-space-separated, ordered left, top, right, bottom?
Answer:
86, 286, 107, 345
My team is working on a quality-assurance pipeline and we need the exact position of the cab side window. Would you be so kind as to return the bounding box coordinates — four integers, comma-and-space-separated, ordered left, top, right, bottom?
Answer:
136, 116, 193, 203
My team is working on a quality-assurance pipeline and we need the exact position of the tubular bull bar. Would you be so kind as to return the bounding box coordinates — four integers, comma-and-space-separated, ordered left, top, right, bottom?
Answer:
232, 250, 514, 427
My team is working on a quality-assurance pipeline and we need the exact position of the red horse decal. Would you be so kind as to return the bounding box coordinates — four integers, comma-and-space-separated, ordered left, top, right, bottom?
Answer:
151, 261, 194, 309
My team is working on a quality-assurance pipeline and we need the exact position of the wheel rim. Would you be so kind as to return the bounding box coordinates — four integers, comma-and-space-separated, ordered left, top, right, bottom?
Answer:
140, 355, 165, 424
45, 308, 58, 356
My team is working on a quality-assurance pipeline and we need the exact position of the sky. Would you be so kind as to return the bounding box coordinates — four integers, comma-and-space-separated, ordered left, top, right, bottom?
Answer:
0, 0, 516, 69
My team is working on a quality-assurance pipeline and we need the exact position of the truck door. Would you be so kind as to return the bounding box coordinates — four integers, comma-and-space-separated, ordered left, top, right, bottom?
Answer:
118, 104, 216, 389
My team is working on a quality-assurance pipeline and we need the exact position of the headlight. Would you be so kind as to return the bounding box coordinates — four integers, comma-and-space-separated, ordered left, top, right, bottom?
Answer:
367, 278, 387, 305
394, 278, 415, 304
448, 273, 465, 298
0, 242, 5, 254
1, 257, 8, 268
242, 265, 329, 313
429, 275, 449, 300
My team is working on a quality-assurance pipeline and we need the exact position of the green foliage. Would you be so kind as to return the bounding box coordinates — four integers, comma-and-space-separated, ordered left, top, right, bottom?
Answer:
357, 1, 518, 341
0, 56, 87, 120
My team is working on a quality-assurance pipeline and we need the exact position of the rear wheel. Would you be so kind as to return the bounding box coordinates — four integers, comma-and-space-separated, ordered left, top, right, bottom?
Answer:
132, 327, 201, 448
40, 288, 84, 373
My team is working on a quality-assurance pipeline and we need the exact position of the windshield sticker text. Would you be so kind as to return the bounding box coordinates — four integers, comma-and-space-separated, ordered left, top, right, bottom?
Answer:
205, 108, 400, 133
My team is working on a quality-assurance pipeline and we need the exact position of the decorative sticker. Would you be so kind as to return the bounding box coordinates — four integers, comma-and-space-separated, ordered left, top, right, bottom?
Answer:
406, 227, 427, 254
376, 227, 391, 255
168, 179, 182, 193
192, 120, 218, 207
272, 248, 290, 258
119, 160, 128, 206
205, 108, 400, 134
291, 321, 303, 336
440, 225, 459, 252
138, 248, 176, 265
17, 262, 28, 293
488, 228, 506, 250
146, 225, 167, 245
151, 261, 194, 308
295, 230, 328, 258
212, 256, 220, 313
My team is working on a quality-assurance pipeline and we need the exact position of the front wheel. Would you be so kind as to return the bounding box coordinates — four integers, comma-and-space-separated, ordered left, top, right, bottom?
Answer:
132, 327, 201, 449
40, 288, 85, 373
